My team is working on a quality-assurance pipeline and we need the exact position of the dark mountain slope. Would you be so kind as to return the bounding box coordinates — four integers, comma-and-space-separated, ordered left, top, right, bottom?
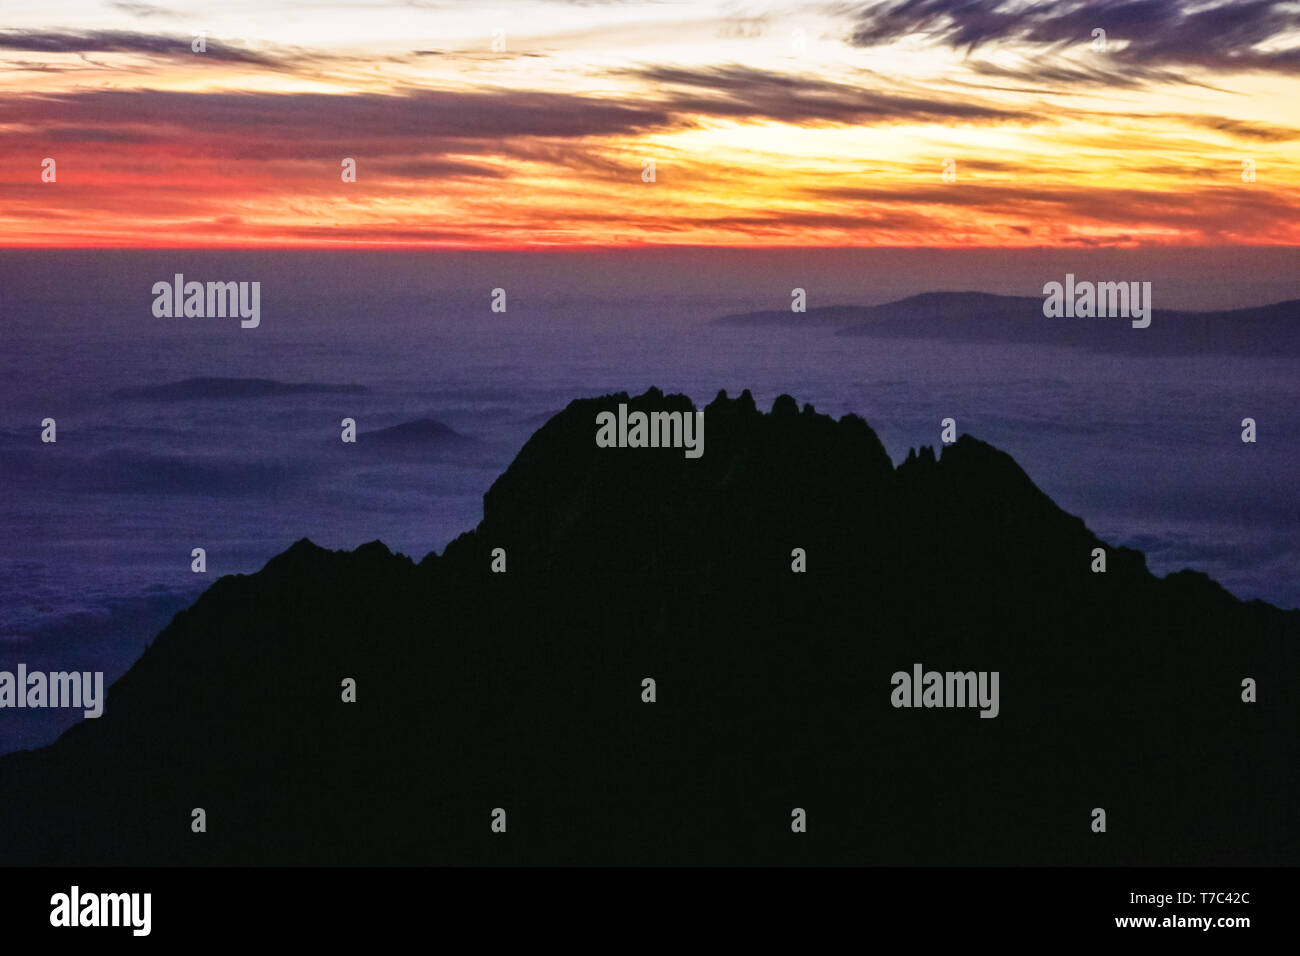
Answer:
0, 387, 1294, 865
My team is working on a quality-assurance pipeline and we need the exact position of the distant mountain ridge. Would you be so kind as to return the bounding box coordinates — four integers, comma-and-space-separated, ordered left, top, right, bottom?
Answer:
715, 291, 1300, 356
365, 418, 470, 445
113, 377, 369, 400
0, 386, 1294, 865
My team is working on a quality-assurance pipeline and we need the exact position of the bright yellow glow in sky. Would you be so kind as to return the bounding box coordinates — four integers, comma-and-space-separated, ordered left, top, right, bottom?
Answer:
1, 0, 1298, 247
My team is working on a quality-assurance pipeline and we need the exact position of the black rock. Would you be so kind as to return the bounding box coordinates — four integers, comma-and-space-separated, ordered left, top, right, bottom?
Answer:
0, 387, 1294, 865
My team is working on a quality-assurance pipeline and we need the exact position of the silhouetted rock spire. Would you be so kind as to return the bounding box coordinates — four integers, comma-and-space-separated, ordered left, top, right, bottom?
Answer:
1, 387, 1294, 866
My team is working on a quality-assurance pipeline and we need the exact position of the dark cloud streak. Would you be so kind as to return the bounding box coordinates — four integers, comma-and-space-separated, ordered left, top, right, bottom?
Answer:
842, 0, 1300, 75
624, 63, 1037, 123
0, 29, 283, 66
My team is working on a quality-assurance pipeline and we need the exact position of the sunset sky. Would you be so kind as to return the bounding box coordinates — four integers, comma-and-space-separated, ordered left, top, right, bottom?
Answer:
3, 0, 1300, 248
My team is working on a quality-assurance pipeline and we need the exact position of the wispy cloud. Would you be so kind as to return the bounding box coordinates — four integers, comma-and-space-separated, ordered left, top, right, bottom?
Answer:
841, 0, 1300, 74
107, 2, 177, 18
0, 29, 283, 66
624, 63, 1037, 124
0, 0, 1297, 247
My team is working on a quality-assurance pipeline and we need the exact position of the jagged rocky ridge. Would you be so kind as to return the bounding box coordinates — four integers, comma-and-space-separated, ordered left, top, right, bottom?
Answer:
0, 387, 1295, 865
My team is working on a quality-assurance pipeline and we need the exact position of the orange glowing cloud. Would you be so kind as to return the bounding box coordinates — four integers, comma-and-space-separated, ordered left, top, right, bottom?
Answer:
2, 0, 1299, 248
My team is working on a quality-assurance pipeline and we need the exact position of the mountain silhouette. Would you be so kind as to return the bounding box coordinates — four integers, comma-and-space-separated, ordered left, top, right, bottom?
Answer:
113, 377, 369, 401
365, 418, 472, 446
716, 291, 1300, 356
0, 387, 1294, 865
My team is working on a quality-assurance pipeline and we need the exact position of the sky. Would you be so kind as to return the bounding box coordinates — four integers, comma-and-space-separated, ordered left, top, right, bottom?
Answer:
2, 0, 1300, 248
